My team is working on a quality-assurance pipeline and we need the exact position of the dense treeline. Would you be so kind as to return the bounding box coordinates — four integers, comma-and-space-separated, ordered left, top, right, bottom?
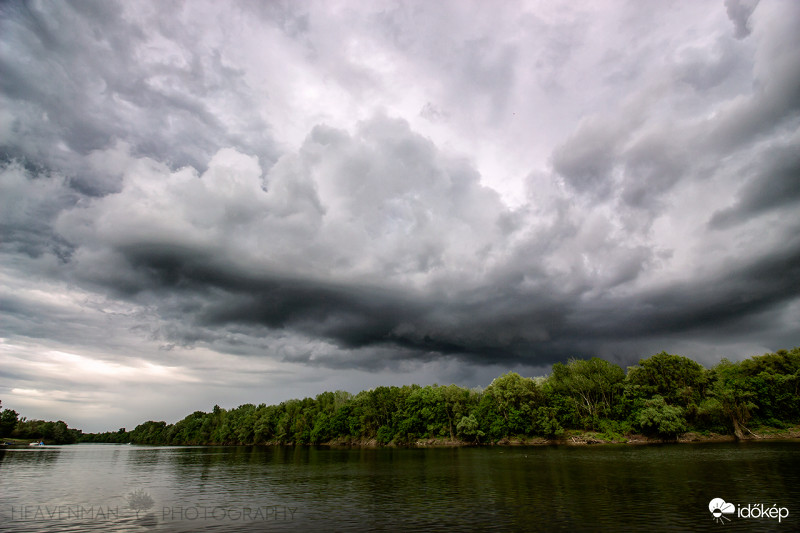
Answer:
0, 400, 83, 444
74, 348, 799, 446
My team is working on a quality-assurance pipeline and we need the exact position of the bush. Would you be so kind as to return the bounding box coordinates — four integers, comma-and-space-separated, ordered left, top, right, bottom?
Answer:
596, 419, 632, 441
636, 395, 687, 439
533, 407, 564, 438
456, 415, 484, 443
376, 425, 394, 445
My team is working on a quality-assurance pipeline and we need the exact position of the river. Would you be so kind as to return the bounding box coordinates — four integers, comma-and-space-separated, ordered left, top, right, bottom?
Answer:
1, 441, 797, 532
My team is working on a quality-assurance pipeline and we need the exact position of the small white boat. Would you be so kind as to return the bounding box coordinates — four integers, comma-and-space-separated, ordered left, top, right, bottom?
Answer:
29, 441, 45, 446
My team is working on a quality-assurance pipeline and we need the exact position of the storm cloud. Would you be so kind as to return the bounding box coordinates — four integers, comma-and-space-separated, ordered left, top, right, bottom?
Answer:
1, 0, 798, 431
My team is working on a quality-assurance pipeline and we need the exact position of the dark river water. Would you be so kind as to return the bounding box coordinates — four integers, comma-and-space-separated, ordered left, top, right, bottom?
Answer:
1, 441, 798, 532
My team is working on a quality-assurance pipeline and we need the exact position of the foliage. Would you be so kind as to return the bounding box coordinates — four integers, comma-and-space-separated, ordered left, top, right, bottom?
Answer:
532, 406, 564, 438
625, 352, 706, 410
456, 414, 484, 443
1, 402, 20, 437
705, 359, 758, 439
635, 396, 687, 439
9, 417, 82, 444
547, 358, 625, 429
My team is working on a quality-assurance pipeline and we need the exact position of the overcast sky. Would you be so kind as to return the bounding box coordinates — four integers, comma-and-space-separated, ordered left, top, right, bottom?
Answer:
1, 0, 799, 432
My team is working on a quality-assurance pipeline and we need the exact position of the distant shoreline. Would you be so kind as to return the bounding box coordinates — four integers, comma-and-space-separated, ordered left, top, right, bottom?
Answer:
6, 428, 800, 448
319, 427, 800, 448
249, 425, 800, 448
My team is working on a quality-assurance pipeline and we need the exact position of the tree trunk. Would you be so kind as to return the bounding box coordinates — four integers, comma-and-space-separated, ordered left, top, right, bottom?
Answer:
445, 410, 454, 441
731, 416, 745, 440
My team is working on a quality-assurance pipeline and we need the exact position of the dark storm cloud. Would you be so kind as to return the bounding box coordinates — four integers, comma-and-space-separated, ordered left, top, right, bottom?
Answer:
0, 0, 277, 193
0, 162, 78, 260
42, 116, 570, 368
709, 138, 800, 229
551, 114, 620, 199
725, 0, 760, 39
29, 121, 657, 370
89, 246, 576, 369
552, 1, 800, 211
707, 2, 800, 151
573, 234, 800, 339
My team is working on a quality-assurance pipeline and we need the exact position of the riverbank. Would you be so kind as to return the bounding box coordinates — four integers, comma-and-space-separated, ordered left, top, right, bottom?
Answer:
0, 437, 43, 446
314, 424, 800, 448
11, 425, 799, 448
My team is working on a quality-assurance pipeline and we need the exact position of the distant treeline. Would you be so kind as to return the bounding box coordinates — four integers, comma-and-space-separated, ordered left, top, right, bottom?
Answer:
2, 349, 798, 446
70, 348, 799, 446
0, 404, 83, 444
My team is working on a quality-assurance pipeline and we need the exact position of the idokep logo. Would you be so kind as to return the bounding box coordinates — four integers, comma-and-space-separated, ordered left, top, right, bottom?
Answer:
709, 498, 735, 524
709, 498, 790, 525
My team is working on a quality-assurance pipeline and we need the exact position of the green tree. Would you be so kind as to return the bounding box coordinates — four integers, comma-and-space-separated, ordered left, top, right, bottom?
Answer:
625, 352, 706, 409
737, 348, 800, 424
130, 421, 167, 444
253, 405, 279, 443
548, 358, 625, 429
482, 372, 542, 437
636, 395, 687, 439
1, 404, 19, 437
310, 412, 332, 443
456, 414, 484, 443
406, 385, 448, 438
440, 384, 471, 440
706, 359, 758, 439
532, 406, 564, 438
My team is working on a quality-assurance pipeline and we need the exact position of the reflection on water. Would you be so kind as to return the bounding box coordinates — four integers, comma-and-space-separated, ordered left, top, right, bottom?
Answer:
0, 442, 798, 532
